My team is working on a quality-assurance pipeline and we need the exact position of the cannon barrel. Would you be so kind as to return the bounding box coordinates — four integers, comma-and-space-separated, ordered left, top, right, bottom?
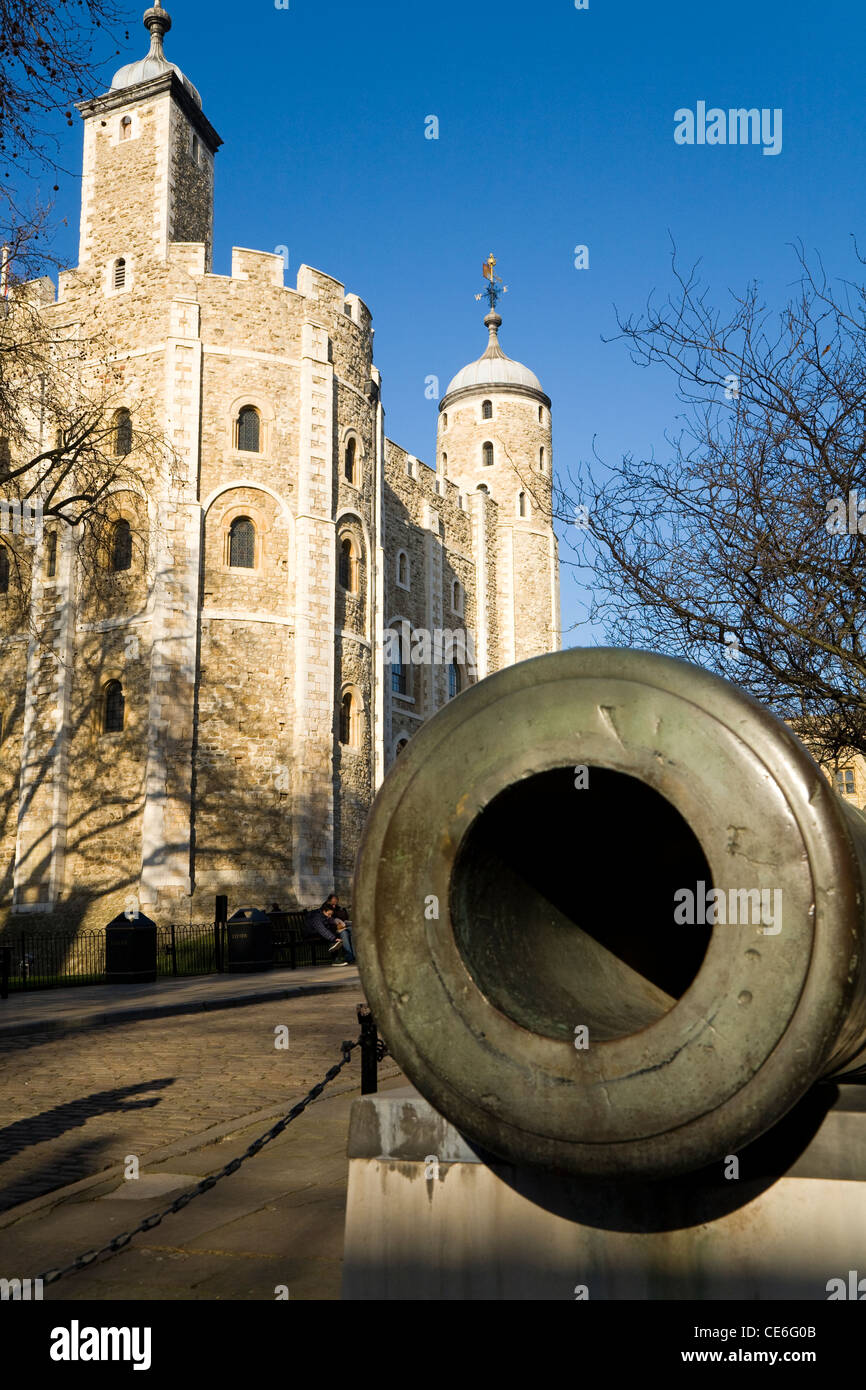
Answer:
354, 648, 866, 1179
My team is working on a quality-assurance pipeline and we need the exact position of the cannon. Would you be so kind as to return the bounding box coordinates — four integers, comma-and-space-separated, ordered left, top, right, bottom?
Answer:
354, 648, 866, 1180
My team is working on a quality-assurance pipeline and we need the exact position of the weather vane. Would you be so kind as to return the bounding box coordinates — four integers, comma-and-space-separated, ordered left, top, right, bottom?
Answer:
475, 253, 508, 310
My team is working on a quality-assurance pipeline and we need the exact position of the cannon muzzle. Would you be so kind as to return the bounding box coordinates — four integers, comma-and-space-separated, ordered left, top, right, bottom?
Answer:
355, 649, 866, 1179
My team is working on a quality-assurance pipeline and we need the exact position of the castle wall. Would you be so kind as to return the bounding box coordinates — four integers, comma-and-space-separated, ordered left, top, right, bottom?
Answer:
0, 56, 559, 932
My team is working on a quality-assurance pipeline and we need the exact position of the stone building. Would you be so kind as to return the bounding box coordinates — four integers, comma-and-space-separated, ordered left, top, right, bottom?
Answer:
0, 3, 560, 931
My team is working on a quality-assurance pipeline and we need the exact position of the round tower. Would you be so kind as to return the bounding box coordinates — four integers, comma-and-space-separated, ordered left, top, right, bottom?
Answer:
437, 276, 559, 666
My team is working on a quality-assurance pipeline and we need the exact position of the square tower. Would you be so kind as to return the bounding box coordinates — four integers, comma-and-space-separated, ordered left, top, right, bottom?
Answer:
75, 2, 221, 275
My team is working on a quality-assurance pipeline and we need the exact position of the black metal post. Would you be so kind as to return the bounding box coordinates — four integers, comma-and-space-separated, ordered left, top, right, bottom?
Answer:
358, 1005, 379, 1095
170, 923, 178, 977
20, 933, 27, 990
215, 895, 227, 973
0, 946, 10, 999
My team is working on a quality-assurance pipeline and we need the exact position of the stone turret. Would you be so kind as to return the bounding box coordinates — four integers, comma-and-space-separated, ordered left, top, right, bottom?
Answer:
437, 305, 560, 663
75, 0, 222, 274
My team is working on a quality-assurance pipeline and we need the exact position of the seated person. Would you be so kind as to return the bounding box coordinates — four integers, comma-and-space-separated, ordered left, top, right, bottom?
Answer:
317, 895, 356, 965
305, 904, 355, 964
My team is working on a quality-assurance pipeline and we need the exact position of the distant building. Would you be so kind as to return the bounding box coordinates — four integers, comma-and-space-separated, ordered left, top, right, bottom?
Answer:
0, 3, 560, 928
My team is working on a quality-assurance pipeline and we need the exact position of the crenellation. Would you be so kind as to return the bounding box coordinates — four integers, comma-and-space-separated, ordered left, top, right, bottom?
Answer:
0, 5, 559, 931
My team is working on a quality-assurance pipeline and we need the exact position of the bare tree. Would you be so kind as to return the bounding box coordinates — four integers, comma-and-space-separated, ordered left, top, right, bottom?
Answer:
560, 241, 866, 765
0, 0, 125, 251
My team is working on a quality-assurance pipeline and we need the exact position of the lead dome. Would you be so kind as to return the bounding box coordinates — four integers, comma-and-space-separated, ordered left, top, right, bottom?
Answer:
442, 311, 547, 403
111, 1, 202, 107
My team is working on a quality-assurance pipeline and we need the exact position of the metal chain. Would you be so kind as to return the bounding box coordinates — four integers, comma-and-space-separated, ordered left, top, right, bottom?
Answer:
38, 1036, 361, 1287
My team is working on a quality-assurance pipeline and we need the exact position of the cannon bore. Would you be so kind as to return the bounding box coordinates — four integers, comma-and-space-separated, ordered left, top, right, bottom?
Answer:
354, 649, 866, 1179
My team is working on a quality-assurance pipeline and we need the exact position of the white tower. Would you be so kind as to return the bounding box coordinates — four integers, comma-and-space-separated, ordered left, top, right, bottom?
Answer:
437, 265, 560, 666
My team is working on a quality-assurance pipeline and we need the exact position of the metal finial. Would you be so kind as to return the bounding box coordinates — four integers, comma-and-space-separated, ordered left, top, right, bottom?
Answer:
143, 0, 172, 57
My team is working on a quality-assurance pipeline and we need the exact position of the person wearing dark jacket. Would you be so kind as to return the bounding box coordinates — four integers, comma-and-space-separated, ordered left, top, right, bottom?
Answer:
307, 904, 355, 965
319, 895, 356, 964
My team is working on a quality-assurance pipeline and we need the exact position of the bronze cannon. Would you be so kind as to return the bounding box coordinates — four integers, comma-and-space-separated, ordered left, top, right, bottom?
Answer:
354, 648, 866, 1179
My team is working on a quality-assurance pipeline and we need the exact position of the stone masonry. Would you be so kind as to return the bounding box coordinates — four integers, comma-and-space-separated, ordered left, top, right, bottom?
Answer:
0, 6, 561, 930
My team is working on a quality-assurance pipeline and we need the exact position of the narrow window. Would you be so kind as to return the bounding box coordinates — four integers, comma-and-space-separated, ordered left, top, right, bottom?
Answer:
391, 656, 407, 696
54, 427, 65, 452
344, 437, 357, 484
539, 446, 545, 471
46, 531, 57, 579
191, 134, 200, 163
0, 545, 9, 594
482, 442, 494, 467
229, 516, 255, 568
482, 399, 493, 420
120, 115, 132, 141
477, 483, 489, 494
397, 552, 409, 588
236, 406, 260, 453
103, 680, 125, 733
442, 413, 448, 430
452, 580, 463, 614
114, 408, 132, 457
837, 768, 856, 797
538, 406, 543, 423
340, 692, 354, 746
518, 491, 527, 518
442, 452, 447, 473
448, 660, 461, 700
395, 737, 408, 757
111, 519, 132, 573
339, 537, 357, 592
113, 257, 126, 290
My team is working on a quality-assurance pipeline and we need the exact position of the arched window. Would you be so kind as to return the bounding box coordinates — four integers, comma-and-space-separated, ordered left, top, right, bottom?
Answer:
396, 551, 409, 589
538, 406, 544, 423
395, 737, 409, 757
339, 689, 353, 745
441, 452, 448, 473
451, 579, 463, 615
482, 399, 493, 420
0, 545, 9, 595
442, 413, 448, 430
518, 491, 528, 518
539, 446, 546, 471
482, 441, 494, 467
229, 516, 256, 568
477, 483, 489, 493
54, 427, 65, 452
339, 536, 359, 593
111, 520, 132, 573
191, 134, 200, 163
344, 437, 358, 485
120, 116, 132, 141
113, 257, 126, 290
113, 408, 132, 457
103, 680, 125, 734
448, 660, 461, 700
236, 406, 261, 453
46, 531, 57, 579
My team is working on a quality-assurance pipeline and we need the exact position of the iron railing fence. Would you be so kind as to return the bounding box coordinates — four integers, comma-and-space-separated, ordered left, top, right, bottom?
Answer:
0, 911, 343, 995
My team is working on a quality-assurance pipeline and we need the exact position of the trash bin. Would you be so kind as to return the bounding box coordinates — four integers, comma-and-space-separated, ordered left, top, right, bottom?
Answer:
227, 908, 274, 974
105, 911, 157, 984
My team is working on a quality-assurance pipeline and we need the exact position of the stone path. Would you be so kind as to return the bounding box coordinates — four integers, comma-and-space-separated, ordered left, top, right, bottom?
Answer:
0, 990, 380, 1214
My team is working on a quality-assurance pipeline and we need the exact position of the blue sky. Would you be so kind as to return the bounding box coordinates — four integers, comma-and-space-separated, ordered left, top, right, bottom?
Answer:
45, 0, 866, 643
